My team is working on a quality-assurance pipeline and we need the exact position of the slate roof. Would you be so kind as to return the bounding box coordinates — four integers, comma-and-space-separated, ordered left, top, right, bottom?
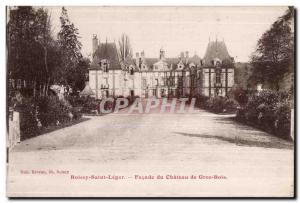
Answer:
166, 58, 181, 67
90, 44, 207, 72
144, 58, 157, 68
189, 54, 201, 65
203, 40, 231, 66
90, 42, 121, 70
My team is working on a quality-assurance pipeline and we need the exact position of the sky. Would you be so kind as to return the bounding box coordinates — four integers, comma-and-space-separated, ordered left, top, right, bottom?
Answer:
47, 6, 287, 62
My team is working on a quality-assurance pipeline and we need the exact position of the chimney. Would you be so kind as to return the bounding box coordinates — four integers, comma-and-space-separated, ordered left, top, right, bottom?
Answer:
180, 52, 184, 59
141, 51, 145, 65
92, 34, 98, 55
185, 51, 189, 64
141, 51, 145, 59
136, 52, 140, 67
159, 48, 165, 60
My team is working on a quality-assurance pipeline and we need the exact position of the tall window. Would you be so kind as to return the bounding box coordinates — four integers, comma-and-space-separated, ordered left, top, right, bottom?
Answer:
178, 77, 183, 86
161, 77, 165, 86
216, 69, 221, 83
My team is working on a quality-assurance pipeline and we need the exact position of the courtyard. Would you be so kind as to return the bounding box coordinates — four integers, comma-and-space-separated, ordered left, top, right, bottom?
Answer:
7, 102, 294, 197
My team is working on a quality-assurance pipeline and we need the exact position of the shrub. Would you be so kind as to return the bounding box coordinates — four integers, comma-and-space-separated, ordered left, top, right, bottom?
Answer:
36, 96, 70, 126
81, 97, 99, 114
200, 96, 238, 114
11, 94, 85, 140
274, 100, 291, 138
196, 95, 209, 108
224, 98, 239, 113
206, 96, 224, 113
230, 85, 248, 106
71, 107, 83, 120
66, 95, 86, 107
236, 89, 292, 139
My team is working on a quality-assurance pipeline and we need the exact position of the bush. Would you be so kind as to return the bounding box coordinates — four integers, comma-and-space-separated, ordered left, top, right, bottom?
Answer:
81, 97, 99, 114
236, 90, 292, 139
230, 85, 249, 106
71, 107, 83, 120
224, 98, 239, 113
66, 95, 86, 107
274, 100, 291, 138
196, 95, 209, 108
36, 96, 70, 127
197, 95, 238, 114
206, 96, 225, 113
11, 94, 85, 140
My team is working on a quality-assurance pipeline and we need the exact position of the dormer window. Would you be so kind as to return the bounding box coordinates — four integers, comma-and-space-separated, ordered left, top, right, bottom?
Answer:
200, 60, 204, 66
103, 64, 108, 72
130, 67, 134, 75
139, 58, 142, 69
100, 59, 109, 72
212, 58, 222, 67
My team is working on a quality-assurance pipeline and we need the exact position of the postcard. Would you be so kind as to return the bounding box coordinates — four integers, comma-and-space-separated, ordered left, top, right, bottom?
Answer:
6, 6, 295, 197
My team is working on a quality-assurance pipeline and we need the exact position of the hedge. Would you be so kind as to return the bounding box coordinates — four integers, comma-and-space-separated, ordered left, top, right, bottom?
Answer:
236, 90, 292, 139
13, 95, 82, 140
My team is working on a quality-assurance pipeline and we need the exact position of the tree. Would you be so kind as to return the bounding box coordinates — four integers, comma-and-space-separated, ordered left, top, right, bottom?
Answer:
7, 6, 56, 97
250, 7, 294, 90
57, 7, 82, 87
8, 7, 39, 85
33, 8, 52, 96
69, 57, 90, 94
118, 33, 132, 66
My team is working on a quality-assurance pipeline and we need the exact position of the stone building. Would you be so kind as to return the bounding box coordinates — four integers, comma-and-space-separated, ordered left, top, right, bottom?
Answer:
88, 35, 235, 99
201, 39, 235, 97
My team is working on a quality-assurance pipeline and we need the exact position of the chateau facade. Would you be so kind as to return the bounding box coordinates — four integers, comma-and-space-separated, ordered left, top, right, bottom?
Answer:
88, 35, 235, 99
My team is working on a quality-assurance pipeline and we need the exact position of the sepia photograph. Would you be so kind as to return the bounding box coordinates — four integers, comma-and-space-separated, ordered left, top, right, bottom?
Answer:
6, 6, 295, 197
